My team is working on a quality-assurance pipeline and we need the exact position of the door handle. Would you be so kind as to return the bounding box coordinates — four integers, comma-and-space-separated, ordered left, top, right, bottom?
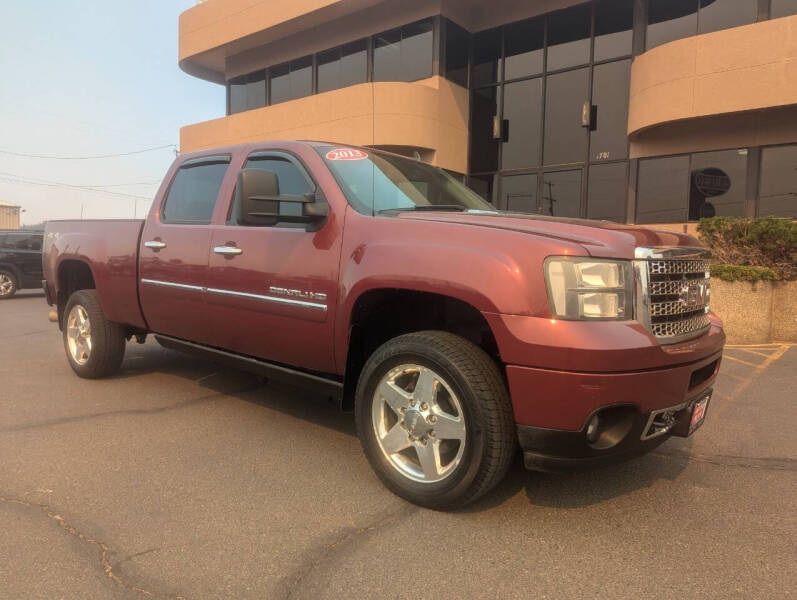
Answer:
144, 240, 166, 250
213, 245, 243, 256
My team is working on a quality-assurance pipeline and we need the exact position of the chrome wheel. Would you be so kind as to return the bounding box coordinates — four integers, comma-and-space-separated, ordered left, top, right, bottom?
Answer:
66, 305, 92, 365
372, 364, 467, 483
0, 273, 13, 296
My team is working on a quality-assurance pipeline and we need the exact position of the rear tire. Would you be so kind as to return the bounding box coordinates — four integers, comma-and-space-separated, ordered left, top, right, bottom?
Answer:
0, 269, 17, 299
63, 289, 126, 379
355, 331, 516, 510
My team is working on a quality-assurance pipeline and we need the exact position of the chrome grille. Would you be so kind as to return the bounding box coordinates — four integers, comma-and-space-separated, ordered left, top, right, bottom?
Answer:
636, 248, 712, 344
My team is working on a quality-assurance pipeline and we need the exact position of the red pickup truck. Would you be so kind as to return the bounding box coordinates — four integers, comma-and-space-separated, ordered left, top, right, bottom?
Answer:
43, 141, 724, 508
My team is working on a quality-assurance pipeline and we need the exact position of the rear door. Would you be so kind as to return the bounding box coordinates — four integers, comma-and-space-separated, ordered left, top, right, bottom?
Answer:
3, 232, 43, 286
203, 150, 343, 374
138, 155, 232, 343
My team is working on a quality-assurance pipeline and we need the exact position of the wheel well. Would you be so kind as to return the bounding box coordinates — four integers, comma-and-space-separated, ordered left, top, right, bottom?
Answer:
342, 289, 501, 410
56, 260, 96, 328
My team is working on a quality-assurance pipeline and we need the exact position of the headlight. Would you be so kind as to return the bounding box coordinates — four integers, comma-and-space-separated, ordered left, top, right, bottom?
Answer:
544, 257, 634, 320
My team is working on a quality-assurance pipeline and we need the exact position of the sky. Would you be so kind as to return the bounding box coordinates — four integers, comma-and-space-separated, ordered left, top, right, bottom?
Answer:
0, 0, 223, 226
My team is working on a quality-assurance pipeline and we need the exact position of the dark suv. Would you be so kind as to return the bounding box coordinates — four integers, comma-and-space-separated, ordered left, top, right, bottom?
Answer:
0, 230, 44, 299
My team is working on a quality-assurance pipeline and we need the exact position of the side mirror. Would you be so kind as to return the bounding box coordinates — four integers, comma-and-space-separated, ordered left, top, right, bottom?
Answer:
237, 168, 329, 230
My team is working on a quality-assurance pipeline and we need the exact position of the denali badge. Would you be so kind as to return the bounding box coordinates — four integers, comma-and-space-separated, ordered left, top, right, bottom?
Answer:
269, 286, 327, 302
679, 281, 709, 308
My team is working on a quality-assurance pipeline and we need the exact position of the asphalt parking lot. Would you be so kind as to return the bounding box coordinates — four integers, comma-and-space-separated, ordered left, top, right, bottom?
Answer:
2, 290, 795, 599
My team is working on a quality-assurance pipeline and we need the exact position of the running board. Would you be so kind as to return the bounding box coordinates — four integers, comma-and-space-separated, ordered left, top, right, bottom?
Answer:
154, 335, 343, 399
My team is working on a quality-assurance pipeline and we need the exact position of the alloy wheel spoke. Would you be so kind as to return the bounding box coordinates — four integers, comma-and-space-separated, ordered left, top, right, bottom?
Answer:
432, 412, 466, 441
416, 441, 442, 479
413, 369, 437, 404
377, 380, 412, 413
380, 423, 412, 455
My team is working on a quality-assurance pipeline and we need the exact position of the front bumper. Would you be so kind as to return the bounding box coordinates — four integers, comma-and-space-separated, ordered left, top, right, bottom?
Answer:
519, 388, 712, 472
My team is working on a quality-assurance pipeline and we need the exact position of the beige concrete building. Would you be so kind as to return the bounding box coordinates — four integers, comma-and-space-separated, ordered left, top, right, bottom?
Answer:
179, 0, 797, 227
0, 201, 21, 230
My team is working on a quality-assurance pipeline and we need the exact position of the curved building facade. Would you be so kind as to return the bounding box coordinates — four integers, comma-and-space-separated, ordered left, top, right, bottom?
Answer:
180, 0, 797, 227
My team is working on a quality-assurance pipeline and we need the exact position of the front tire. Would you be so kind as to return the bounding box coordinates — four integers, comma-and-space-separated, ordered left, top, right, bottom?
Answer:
355, 331, 515, 510
0, 269, 17, 299
63, 289, 126, 379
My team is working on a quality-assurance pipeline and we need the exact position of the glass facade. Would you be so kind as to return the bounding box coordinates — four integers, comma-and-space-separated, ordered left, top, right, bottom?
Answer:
467, 2, 633, 218
226, 18, 435, 115
222, 2, 797, 221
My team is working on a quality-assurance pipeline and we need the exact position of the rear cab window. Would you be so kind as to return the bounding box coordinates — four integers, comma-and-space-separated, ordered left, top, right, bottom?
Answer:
161, 156, 231, 224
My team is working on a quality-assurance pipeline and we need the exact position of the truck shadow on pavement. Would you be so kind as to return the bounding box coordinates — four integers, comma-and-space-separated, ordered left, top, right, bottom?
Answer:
115, 342, 690, 512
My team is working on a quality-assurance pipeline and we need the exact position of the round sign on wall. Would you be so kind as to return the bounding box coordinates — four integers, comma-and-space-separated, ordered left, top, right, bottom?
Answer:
325, 148, 368, 161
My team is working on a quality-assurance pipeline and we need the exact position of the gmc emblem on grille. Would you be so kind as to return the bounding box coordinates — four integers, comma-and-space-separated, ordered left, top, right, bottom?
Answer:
679, 281, 709, 307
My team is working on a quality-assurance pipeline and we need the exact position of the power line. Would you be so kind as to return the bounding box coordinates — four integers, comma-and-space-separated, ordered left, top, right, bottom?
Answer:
0, 173, 152, 201
0, 144, 177, 160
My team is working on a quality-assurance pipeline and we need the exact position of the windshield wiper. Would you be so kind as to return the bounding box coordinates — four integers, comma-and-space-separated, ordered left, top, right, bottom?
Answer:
378, 205, 469, 214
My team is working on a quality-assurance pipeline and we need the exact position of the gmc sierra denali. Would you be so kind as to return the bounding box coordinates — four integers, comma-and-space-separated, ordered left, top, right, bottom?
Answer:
43, 141, 724, 509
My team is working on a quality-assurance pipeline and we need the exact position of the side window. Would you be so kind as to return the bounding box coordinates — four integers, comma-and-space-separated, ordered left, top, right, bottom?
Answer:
162, 159, 230, 224
228, 156, 314, 226
8, 234, 40, 250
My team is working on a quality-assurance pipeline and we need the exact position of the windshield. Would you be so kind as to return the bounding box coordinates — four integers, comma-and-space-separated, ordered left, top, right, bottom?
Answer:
316, 146, 495, 215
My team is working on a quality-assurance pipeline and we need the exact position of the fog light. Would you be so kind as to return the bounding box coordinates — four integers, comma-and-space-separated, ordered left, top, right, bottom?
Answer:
586, 414, 600, 443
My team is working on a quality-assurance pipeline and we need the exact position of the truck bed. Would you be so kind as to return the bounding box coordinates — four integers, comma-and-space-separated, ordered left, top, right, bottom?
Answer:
43, 219, 147, 329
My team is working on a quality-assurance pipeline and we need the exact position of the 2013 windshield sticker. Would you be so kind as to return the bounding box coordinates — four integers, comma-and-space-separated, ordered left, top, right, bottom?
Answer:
326, 148, 368, 161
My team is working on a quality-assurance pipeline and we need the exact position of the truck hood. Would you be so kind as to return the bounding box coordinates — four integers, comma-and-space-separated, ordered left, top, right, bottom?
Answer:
397, 211, 700, 259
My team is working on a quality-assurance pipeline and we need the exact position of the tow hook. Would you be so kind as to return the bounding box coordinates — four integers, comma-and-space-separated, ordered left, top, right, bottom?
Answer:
47, 310, 58, 323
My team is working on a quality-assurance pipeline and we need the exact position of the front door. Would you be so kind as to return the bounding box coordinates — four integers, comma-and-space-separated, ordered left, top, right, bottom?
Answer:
204, 151, 343, 374
138, 155, 232, 344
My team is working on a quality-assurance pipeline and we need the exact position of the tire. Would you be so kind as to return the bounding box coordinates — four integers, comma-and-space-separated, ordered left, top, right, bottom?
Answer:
355, 331, 516, 510
0, 269, 18, 299
63, 289, 126, 379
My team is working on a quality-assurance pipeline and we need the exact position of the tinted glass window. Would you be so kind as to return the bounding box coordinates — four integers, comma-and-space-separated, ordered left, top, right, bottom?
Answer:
468, 173, 496, 203
374, 21, 433, 83
647, 0, 698, 50
228, 76, 247, 114
229, 156, 314, 225
317, 40, 367, 93
547, 4, 591, 71
6, 233, 41, 250
542, 170, 582, 217
374, 29, 401, 81
270, 58, 312, 104
339, 41, 368, 88
637, 155, 690, 223
471, 29, 502, 87
290, 56, 313, 100
590, 59, 631, 162
698, 0, 757, 34
269, 63, 291, 105
500, 173, 538, 212
162, 161, 229, 224
445, 19, 470, 87
501, 78, 542, 170
772, 0, 797, 18
759, 145, 797, 217
504, 17, 544, 80
246, 71, 266, 110
544, 68, 589, 166
594, 0, 634, 61
588, 162, 628, 222
402, 21, 434, 81
469, 86, 500, 173
316, 40, 368, 93
689, 149, 747, 219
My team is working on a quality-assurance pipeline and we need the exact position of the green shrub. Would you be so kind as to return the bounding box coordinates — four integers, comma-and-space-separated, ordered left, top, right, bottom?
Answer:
710, 264, 778, 283
697, 217, 796, 280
